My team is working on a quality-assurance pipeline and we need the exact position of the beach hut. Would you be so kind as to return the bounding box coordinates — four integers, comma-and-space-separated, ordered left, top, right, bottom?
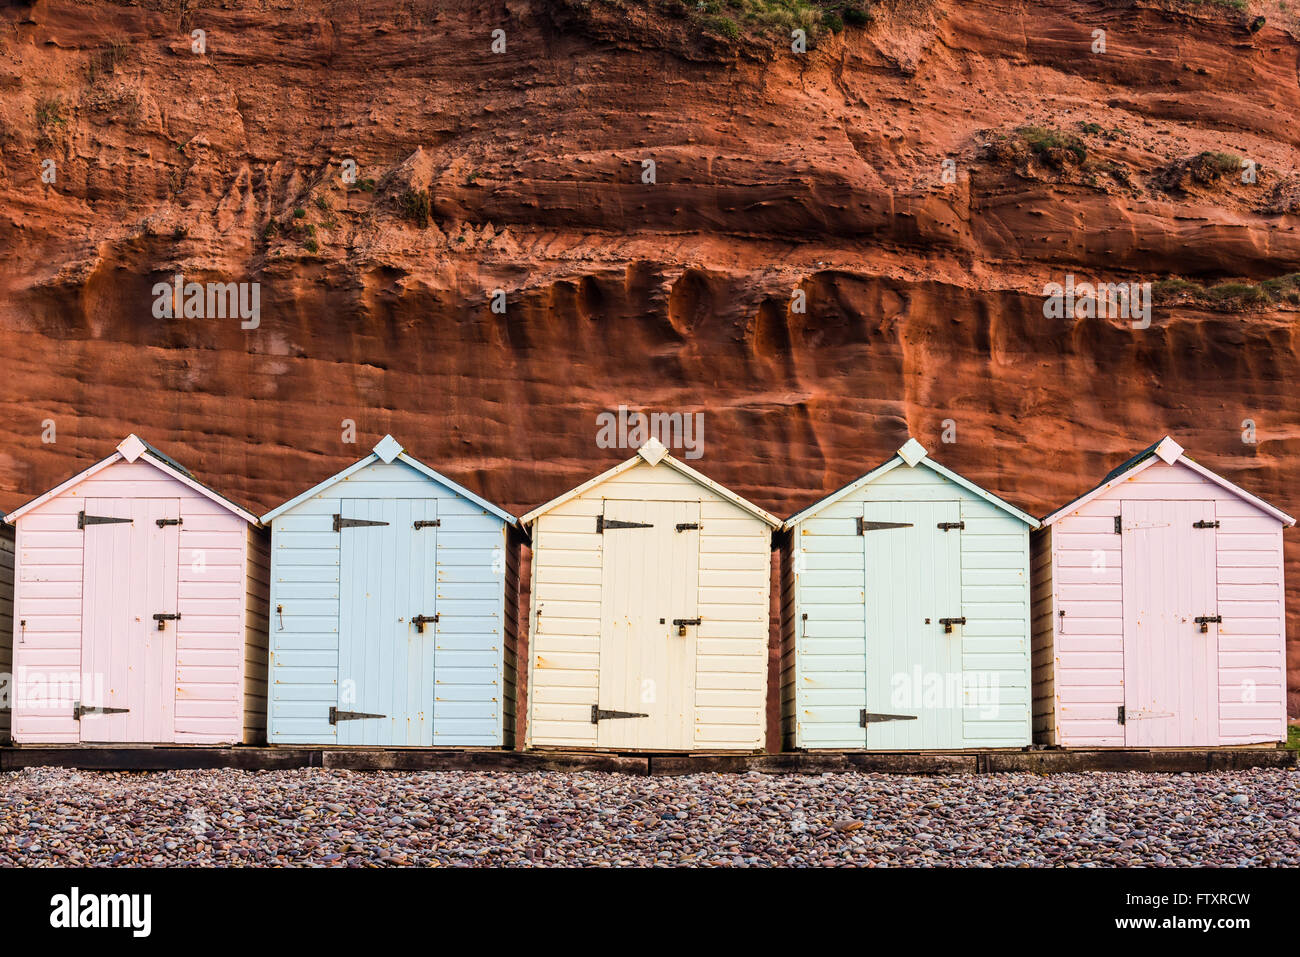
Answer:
0, 519, 12, 743
781, 438, 1039, 751
2, 435, 267, 745
521, 439, 780, 752
262, 435, 520, 747
1034, 436, 1294, 748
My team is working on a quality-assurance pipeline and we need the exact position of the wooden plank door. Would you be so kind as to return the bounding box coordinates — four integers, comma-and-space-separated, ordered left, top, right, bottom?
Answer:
596, 500, 700, 750
1120, 500, 1218, 746
336, 499, 437, 746
862, 501, 963, 749
80, 498, 181, 743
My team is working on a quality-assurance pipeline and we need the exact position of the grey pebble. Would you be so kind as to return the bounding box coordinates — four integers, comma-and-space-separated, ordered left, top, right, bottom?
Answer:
0, 766, 1294, 867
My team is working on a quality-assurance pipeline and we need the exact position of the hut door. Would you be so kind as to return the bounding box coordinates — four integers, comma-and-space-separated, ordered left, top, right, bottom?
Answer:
1120, 500, 1218, 746
79, 498, 181, 743
596, 500, 700, 750
862, 501, 963, 749
336, 499, 437, 746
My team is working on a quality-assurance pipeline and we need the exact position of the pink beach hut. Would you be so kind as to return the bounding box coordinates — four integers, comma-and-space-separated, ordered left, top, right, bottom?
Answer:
3, 435, 268, 745
1033, 437, 1294, 747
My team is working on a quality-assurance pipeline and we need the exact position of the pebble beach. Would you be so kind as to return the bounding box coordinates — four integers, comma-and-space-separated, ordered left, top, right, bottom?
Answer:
0, 767, 1295, 867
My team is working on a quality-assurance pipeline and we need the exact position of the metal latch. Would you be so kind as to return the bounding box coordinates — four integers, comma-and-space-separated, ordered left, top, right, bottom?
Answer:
672, 617, 701, 636
591, 705, 649, 724
413, 520, 440, 529
155, 517, 183, 527
1194, 615, 1222, 633
74, 702, 129, 720
152, 613, 181, 630
333, 515, 389, 532
937, 521, 965, 531
857, 518, 912, 534
330, 707, 386, 724
78, 512, 132, 529
939, 617, 966, 633
412, 613, 439, 633
596, 516, 653, 533
860, 709, 918, 726
675, 522, 700, 531
1193, 520, 1220, 529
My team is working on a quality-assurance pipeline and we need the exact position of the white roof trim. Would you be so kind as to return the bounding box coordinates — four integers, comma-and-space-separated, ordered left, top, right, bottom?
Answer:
260, 444, 516, 526
520, 452, 780, 528
1042, 439, 1295, 527
1177, 456, 1294, 526
784, 453, 1039, 529
1040, 455, 1161, 526
260, 453, 379, 523
5, 439, 259, 526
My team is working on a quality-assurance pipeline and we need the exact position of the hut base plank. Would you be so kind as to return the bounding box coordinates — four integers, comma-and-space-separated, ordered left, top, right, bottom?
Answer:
1, 746, 1293, 775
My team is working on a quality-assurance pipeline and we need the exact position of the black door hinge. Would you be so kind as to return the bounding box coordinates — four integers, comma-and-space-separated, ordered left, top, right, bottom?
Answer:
1117, 705, 1126, 725
413, 520, 440, 529
596, 516, 653, 533
861, 709, 918, 726
334, 515, 389, 532
939, 616, 966, 633
937, 521, 965, 531
857, 518, 913, 534
1114, 515, 1123, 534
1193, 520, 1220, 529
330, 707, 386, 724
591, 705, 649, 724
74, 702, 129, 720
152, 613, 181, 630
155, 518, 183, 527
78, 512, 133, 529
412, 613, 439, 633
1194, 615, 1222, 633
675, 522, 700, 531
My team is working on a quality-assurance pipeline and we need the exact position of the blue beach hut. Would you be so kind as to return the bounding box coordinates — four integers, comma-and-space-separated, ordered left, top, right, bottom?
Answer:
262, 436, 520, 747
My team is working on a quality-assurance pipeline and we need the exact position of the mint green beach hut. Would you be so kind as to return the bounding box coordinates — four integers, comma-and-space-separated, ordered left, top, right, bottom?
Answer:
779, 438, 1039, 751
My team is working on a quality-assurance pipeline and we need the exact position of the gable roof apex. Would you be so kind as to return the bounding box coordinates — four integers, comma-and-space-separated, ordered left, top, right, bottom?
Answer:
520, 450, 780, 528
897, 438, 928, 466
637, 438, 669, 466
260, 441, 516, 526
1042, 437, 1295, 527
4, 436, 258, 526
1154, 436, 1184, 464
117, 434, 147, 463
784, 449, 1039, 529
373, 434, 403, 463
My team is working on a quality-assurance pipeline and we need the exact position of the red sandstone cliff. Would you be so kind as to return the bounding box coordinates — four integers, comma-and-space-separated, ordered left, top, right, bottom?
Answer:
0, 0, 1298, 712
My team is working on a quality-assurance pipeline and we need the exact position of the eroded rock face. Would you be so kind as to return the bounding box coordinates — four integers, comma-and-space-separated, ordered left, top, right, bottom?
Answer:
0, 0, 1297, 711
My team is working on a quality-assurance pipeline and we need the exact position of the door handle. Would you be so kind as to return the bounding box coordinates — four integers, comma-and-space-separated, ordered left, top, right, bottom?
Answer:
152, 613, 181, 631
672, 617, 701, 636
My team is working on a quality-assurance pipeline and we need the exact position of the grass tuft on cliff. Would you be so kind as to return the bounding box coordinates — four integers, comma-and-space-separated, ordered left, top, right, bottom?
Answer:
555, 0, 874, 58
1017, 126, 1088, 165
1153, 273, 1300, 311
